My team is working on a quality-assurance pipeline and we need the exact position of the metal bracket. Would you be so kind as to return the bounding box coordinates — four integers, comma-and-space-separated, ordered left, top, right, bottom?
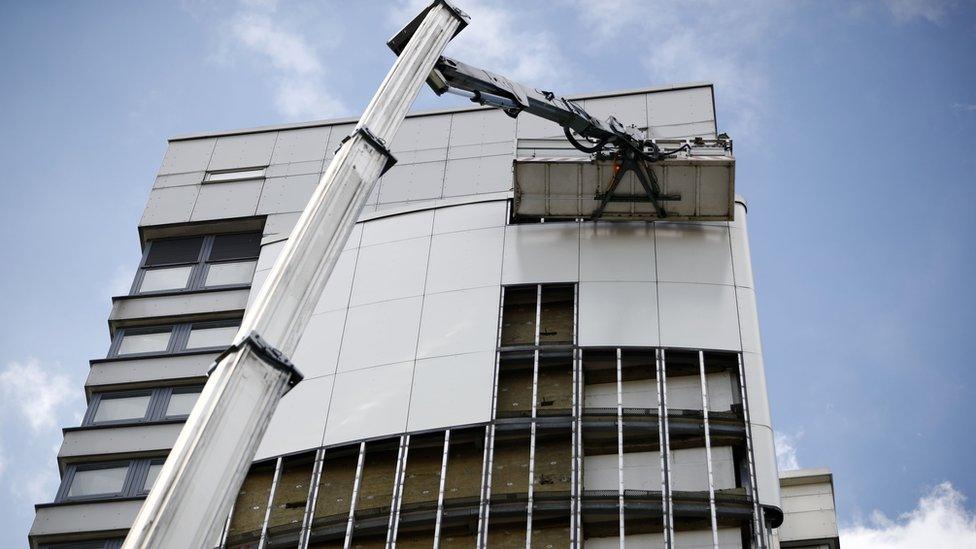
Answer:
387, 0, 470, 55
338, 126, 398, 176
210, 331, 304, 391
591, 154, 680, 220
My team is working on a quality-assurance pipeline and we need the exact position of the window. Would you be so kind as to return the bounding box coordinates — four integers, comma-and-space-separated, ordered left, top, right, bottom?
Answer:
204, 167, 266, 183
142, 461, 165, 493
57, 459, 163, 503
83, 386, 205, 427
41, 541, 124, 549
116, 327, 173, 355
109, 321, 239, 358
132, 232, 261, 295
91, 392, 152, 424
165, 387, 202, 417
66, 464, 129, 499
186, 323, 239, 350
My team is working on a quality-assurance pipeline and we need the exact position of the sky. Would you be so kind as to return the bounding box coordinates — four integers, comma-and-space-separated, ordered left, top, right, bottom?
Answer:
1, 0, 975, 546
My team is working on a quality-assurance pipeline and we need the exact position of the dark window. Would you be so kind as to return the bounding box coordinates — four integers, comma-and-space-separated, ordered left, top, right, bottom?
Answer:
132, 232, 261, 295
144, 236, 204, 266
210, 233, 261, 261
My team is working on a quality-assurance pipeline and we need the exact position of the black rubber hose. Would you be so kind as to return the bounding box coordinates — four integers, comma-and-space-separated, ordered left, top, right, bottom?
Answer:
563, 127, 610, 154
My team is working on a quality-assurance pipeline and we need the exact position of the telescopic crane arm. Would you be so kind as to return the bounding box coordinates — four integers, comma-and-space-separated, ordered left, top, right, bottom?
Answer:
395, 50, 691, 217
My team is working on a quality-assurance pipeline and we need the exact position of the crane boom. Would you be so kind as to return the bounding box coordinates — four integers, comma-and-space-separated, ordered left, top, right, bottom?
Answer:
122, 3, 468, 547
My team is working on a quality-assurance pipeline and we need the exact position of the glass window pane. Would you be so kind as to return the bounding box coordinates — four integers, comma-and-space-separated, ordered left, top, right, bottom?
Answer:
143, 463, 164, 492
118, 331, 171, 355
138, 266, 193, 292
93, 395, 151, 423
204, 261, 256, 287
67, 465, 128, 498
145, 237, 204, 266
186, 325, 238, 349
209, 233, 261, 261
166, 390, 202, 417
206, 168, 266, 182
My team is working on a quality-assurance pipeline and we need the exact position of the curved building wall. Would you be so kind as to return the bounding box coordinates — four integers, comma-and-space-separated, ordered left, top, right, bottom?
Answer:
30, 84, 781, 548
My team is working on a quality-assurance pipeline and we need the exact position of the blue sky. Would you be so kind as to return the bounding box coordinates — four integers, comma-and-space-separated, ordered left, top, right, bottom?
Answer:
1, 0, 974, 546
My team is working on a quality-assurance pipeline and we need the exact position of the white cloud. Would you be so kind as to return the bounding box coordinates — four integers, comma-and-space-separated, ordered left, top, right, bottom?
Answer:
775, 430, 802, 471
573, 0, 783, 138
882, 0, 956, 24
227, 0, 346, 120
952, 102, 976, 113
0, 359, 79, 434
842, 482, 976, 548
0, 359, 83, 506
392, 0, 575, 90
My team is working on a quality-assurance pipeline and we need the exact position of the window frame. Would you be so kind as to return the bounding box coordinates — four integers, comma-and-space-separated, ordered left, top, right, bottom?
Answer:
82, 385, 205, 427
56, 458, 162, 504
183, 319, 244, 352
161, 386, 204, 420
111, 325, 176, 358
130, 232, 261, 296
107, 320, 240, 359
139, 458, 167, 495
203, 166, 267, 184
84, 390, 155, 426
58, 460, 134, 503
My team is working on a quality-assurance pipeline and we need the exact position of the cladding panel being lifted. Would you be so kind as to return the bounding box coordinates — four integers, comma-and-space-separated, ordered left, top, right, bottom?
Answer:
513, 138, 735, 221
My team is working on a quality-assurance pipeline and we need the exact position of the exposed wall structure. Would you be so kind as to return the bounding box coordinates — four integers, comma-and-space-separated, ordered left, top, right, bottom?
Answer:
29, 83, 784, 548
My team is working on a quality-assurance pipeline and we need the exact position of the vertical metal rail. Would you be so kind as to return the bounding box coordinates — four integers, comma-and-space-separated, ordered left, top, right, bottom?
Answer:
736, 354, 767, 549
571, 284, 581, 549
571, 347, 582, 547
343, 442, 367, 549
526, 284, 543, 548
656, 349, 675, 548
476, 422, 495, 548
433, 430, 451, 549
615, 348, 625, 548
698, 352, 720, 548
388, 434, 410, 547
257, 457, 284, 549
298, 448, 326, 549
477, 285, 508, 547
527, 347, 539, 547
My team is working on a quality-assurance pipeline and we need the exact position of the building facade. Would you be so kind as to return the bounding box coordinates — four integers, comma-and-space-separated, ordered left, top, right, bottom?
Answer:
30, 84, 810, 548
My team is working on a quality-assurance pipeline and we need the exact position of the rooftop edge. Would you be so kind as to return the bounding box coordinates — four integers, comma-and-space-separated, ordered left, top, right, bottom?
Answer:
169, 82, 715, 142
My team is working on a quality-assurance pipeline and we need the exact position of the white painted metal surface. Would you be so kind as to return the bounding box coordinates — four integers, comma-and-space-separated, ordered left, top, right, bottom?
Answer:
513, 138, 734, 221
121, 3, 465, 547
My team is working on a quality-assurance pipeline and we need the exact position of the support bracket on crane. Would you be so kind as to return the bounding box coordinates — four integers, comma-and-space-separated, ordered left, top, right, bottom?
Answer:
339, 126, 398, 175
210, 331, 304, 391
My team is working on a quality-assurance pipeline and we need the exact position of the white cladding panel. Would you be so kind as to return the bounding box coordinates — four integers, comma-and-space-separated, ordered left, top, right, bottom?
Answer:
407, 351, 495, 432
416, 285, 500, 359
270, 126, 331, 164
158, 138, 215, 175
207, 132, 278, 171
578, 281, 658, 347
